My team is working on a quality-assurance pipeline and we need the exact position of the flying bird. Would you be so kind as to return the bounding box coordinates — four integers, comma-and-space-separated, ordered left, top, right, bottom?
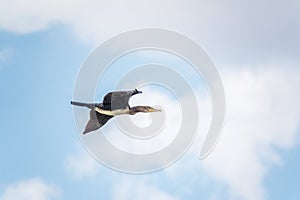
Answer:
71, 89, 161, 134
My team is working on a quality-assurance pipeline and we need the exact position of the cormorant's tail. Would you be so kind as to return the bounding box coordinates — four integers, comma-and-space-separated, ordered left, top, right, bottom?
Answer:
70, 101, 98, 109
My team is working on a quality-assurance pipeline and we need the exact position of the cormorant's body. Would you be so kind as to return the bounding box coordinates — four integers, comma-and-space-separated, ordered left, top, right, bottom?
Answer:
71, 89, 160, 134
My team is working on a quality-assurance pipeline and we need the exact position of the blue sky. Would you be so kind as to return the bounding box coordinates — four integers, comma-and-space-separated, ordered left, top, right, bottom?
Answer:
1, 1, 300, 200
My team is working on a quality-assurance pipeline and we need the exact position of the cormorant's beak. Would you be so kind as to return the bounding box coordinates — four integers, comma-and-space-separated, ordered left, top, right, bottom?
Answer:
149, 107, 161, 112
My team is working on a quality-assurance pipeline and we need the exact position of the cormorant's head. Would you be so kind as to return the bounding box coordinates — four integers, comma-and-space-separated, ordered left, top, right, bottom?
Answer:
130, 106, 161, 115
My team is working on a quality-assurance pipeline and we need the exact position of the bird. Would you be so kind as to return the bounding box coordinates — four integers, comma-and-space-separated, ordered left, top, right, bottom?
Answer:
71, 89, 161, 134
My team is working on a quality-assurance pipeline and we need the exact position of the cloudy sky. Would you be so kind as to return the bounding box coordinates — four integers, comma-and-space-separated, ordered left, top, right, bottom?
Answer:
1, 0, 300, 200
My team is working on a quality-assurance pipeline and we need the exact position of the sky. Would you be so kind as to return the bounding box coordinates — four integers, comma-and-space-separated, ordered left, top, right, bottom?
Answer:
0, 0, 300, 200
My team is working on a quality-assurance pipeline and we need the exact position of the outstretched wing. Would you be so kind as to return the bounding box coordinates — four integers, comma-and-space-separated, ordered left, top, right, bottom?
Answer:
102, 89, 142, 110
83, 110, 113, 134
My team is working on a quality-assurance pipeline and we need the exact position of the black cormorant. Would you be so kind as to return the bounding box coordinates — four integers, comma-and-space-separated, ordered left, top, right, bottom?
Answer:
71, 89, 161, 134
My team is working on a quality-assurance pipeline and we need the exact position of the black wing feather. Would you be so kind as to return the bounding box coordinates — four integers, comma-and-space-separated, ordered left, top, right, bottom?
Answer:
83, 110, 113, 134
102, 89, 142, 110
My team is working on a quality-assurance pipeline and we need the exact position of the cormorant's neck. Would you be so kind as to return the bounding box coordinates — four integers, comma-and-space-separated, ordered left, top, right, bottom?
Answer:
95, 107, 130, 116
94, 106, 150, 116
129, 106, 146, 115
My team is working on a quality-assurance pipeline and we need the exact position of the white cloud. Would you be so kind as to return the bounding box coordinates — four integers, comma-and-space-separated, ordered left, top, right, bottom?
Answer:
113, 178, 180, 200
64, 145, 100, 180
208, 65, 299, 200
0, 178, 61, 200
166, 64, 300, 200
1, 0, 299, 58
0, 0, 189, 42
0, 0, 75, 34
